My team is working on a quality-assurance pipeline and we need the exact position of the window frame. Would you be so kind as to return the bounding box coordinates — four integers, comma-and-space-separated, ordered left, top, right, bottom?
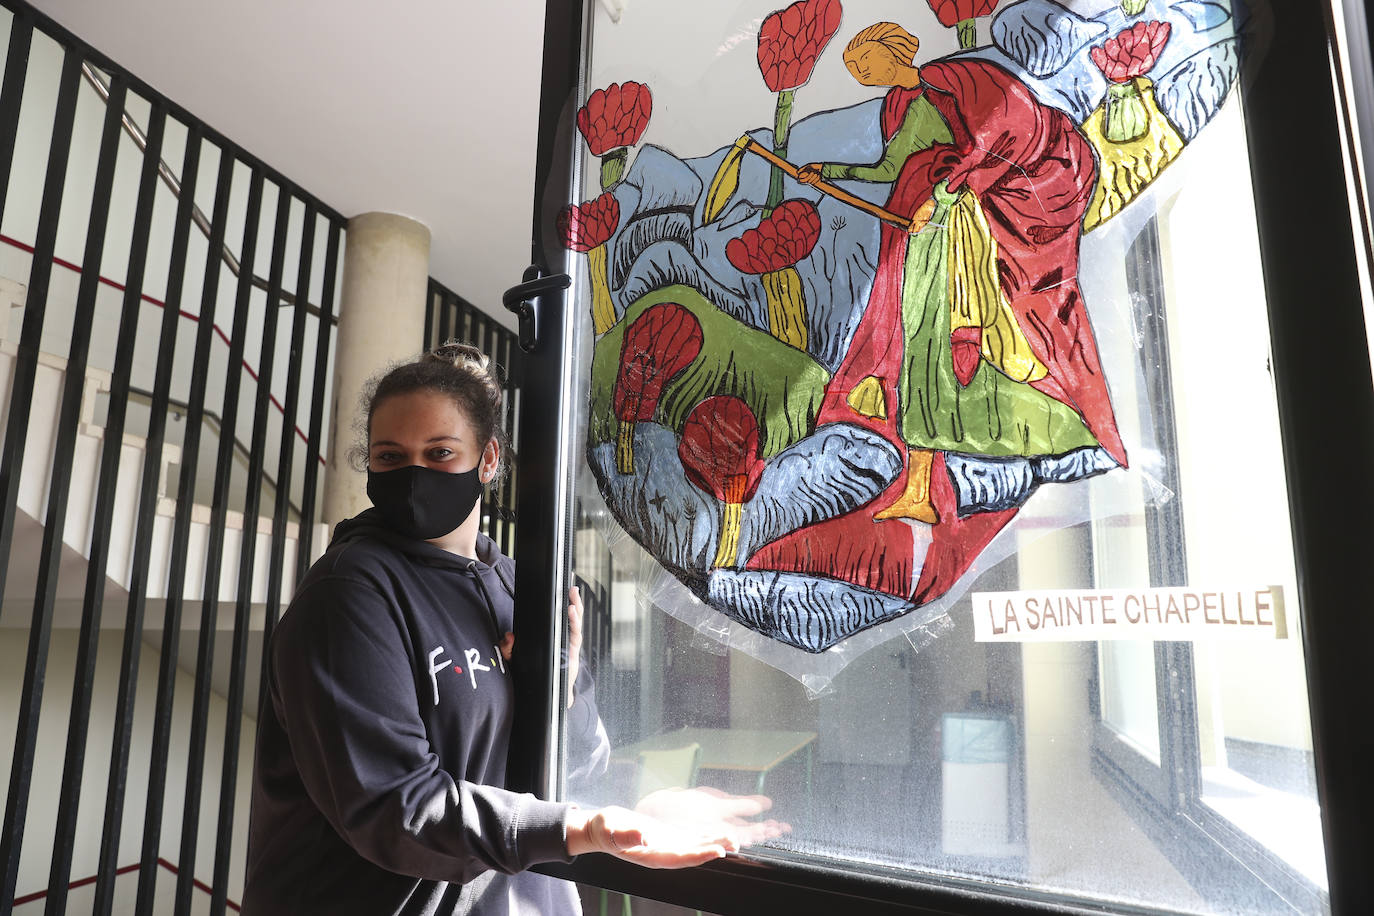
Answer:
1086, 219, 1327, 912
508, 0, 1374, 912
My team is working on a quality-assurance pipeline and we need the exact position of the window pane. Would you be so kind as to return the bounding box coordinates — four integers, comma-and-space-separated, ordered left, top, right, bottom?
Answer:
554, 0, 1331, 912
1098, 641, 1160, 762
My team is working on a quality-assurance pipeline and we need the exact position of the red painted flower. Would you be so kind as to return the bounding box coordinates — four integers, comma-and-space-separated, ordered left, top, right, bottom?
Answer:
557, 192, 620, 252
1090, 20, 1172, 83
614, 304, 704, 423
757, 0, 843, 93
725, 199, 822, 275
576, 81, 653, 156
926, 0, 999, 28
678, 396, 765, 504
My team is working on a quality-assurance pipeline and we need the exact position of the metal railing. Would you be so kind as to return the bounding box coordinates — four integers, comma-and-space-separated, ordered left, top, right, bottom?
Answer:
0, 3, 344, 914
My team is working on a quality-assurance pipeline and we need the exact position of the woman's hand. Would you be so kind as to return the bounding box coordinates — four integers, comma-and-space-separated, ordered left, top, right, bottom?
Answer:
635, 786, 791, 848
565, 805, 737, 867
797, 163, 823, 185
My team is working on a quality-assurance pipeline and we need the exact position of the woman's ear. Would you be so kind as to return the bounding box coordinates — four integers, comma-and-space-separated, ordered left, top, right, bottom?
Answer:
480, 439, 500, 484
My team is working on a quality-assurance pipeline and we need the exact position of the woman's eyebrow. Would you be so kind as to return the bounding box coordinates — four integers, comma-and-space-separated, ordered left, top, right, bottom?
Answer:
370, 435, 462, 449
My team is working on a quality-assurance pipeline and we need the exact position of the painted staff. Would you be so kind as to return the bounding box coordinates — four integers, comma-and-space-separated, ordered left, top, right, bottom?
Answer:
703, 134, 924, 233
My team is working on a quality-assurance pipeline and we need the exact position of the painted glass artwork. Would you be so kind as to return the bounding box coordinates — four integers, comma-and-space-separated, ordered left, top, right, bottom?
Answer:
561, 0, 1243, 656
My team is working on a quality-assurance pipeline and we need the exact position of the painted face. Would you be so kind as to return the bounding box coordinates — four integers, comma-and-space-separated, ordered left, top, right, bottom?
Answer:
368, 388, 496, 479
845, 44, 906, 87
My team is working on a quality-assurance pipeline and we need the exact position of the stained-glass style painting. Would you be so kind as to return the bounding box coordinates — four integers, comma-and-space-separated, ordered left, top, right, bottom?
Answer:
562, 0, 1243, 653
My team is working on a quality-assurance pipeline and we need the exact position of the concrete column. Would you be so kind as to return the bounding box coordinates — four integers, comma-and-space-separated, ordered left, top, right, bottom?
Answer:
322, 212, 431, 529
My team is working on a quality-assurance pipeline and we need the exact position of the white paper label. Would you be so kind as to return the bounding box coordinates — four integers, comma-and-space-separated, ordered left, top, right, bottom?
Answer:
971, 586, 1287, 642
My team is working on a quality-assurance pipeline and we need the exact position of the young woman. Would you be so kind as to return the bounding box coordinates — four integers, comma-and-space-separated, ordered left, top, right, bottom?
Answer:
243, 342, 740, 914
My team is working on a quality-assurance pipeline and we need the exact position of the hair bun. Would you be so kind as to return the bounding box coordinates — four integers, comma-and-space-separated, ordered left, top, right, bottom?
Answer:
430, 340, 491, 375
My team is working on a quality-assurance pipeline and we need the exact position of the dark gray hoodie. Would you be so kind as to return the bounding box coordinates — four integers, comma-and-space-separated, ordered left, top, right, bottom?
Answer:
243, 510, 609, 914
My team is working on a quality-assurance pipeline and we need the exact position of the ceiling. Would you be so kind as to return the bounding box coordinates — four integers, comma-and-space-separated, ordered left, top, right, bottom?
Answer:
29, 0, 549, 330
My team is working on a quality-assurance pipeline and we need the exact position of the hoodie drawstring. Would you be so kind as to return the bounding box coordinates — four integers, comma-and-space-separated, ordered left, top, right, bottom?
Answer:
465, 560, 505, 645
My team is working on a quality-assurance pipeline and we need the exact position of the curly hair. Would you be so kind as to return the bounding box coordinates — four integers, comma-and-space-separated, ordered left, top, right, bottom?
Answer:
349, 340, 509, 486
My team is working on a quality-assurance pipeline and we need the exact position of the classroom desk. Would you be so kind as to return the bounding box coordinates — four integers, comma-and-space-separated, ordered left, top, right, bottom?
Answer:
611, 726, 817, 794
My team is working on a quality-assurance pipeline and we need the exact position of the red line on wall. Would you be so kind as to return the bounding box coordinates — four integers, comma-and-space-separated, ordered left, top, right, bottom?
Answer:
11, 858, 240, 911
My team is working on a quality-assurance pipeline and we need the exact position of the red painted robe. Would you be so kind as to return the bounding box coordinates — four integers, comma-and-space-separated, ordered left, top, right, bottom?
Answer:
749, 58, 1124, 604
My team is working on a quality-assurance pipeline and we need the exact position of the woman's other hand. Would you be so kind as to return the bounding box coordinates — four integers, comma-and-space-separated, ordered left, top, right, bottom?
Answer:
797, 163, 823, 185
493, 585, 580, 705
635, 786, 791, 848
566, 585, 583, 709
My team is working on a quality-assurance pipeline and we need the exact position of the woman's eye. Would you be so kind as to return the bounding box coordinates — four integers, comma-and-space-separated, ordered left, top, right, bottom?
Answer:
430, 448, 453, 461
374, 452, 400, 464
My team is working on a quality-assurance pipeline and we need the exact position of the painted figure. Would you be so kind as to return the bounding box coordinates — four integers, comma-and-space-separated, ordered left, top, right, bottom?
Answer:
800, 22, 1125, 521
747, 21, 1127, 609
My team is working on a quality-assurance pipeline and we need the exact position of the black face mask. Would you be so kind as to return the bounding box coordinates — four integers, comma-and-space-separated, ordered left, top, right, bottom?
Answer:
366, 465, 483, 540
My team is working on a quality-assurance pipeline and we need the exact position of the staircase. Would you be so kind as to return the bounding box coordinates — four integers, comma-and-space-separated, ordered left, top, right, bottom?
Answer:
0, 272, 327, 701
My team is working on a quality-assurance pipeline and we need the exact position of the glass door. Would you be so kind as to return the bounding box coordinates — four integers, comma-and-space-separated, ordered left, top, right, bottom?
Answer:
509, 0, 1374, 912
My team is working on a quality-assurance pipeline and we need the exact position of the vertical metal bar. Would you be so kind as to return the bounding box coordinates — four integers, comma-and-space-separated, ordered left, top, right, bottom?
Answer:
260, 200, 315, 691
424, 277, 437, 349
246, 189, 293, 726
91, 105, 178, 916
170, 149, 252, 916
42, 74, 130, 916
0, 46, 86, 908
480, 309, 496, 368
492, 326, 508, 555
505, 327, 519, 555
0, 13, 33, 224
488, 317, 501, 551
1126, 219, 1201, 813
471, 311, 492, 543
437, 281, 452, 345
295, 217, 341, 576
206, 166, 265, 916
506, 339, 523, 560
127, 127, 208, 916
482, 316, 499, 545
499, 325, 517, 556
0, 27, 72, 600
212, 183, 290, 915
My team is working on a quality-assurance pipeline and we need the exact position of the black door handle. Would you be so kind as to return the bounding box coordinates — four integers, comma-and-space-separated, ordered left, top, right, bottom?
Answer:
502, 265, 571, 352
